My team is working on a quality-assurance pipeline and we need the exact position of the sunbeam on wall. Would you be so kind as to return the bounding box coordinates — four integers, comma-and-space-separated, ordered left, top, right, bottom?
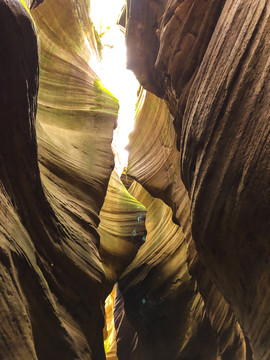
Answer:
89, 0, 139, 175
88, 1, 139, 357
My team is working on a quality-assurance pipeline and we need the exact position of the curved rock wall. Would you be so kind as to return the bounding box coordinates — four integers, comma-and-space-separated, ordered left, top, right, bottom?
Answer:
125, 1, 270, 359
98, 170, 146, 299
124, 89, 247, 359
118, 181, 218, 360
0, 0, 269, 359
0, 0, 119, 359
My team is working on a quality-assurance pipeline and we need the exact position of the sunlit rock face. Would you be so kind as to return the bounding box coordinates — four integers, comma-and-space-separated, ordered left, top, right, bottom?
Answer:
1, 0, 269, 359
117, 182, 219, 360
124, 90, 246, 360
0, 0, 122, 359
126, 1, 270, 359
98, 169, 147, 359
98, 170, 146, 300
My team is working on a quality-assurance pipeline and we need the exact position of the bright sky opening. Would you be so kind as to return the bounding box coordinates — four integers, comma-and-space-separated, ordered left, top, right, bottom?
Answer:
89, 0, 139, 175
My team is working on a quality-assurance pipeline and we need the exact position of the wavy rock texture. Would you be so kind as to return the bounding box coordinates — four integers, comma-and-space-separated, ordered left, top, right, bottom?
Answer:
98, 170, 146, 358
126, 1, 270, 359
98, 171, 146, 300
0, 0, 122, 359
118, 181, 219, 360
125, 90, 246, 360
1, 0, 269, 359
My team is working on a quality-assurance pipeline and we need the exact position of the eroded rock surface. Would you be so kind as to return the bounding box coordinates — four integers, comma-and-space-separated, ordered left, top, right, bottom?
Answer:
123, 90, 246, 360
126, 1, 270, 359
0, 0, 118, 359
118, 182, 218, 360
98, 170, 146, 299
0, 0, 269, 359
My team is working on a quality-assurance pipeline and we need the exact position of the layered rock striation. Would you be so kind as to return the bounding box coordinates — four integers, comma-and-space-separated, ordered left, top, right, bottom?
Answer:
125, 1, 270, 359
0, 0, 269, 359
120, 90, 247, 360
0, 0, 145, 359
98, 170, 146, 300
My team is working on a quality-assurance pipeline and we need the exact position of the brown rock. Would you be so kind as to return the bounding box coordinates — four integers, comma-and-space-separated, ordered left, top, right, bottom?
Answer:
0, 0, 118, 358
126, 0, 270, 359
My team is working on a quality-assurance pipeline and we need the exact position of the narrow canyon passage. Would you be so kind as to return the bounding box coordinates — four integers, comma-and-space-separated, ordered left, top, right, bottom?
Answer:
0, 1, 269, 360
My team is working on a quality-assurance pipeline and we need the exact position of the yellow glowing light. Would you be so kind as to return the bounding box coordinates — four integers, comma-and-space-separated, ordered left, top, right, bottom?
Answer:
90, 0, 139, 175
103, 287, 117, 355
90, 0, 124, 34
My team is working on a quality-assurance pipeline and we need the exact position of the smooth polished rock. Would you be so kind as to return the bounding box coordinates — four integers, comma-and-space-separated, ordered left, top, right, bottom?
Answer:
0, 0, 118, 359
98, 170, 146, 299
125, 89, 246, 360
126, 1, 270, 359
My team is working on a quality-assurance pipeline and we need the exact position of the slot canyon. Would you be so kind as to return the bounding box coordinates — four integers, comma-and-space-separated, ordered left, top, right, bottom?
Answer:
0, 0, 269, 359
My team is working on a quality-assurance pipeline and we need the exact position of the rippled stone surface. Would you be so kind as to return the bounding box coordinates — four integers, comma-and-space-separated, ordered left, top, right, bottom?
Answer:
117, 182, 217, 359
124, 90, 246, 359
0, 0, 118, 358
126, 1, 270, 359
98, 170, 146, 299
0, 0, 269, 359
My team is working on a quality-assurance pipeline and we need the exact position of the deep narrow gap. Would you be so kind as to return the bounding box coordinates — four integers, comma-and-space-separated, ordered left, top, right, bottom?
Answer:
90, 0, 139, 175
89, 1, 140, 357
